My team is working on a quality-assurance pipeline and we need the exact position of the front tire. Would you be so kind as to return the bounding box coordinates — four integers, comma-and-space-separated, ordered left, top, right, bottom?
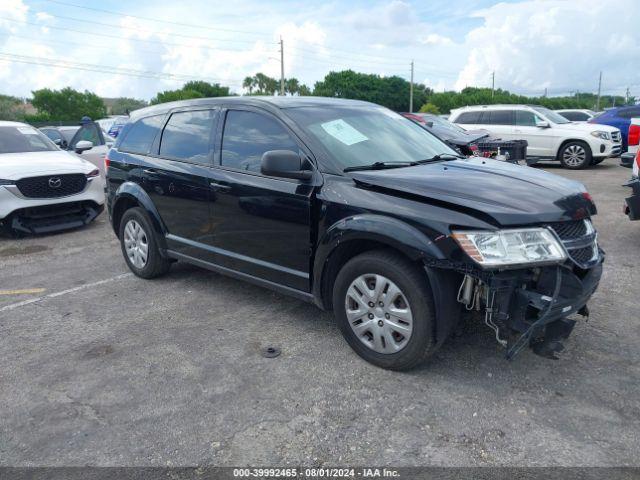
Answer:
559, 141, 592, 169
332, 250, 437, 370
119, 207, 171, 279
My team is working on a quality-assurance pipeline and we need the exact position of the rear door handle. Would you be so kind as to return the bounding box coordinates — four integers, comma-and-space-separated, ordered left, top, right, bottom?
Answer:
210, 181, 231, 192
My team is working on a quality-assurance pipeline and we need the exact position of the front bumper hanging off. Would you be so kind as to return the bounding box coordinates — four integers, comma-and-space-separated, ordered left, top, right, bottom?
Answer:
483, 259, 603, 360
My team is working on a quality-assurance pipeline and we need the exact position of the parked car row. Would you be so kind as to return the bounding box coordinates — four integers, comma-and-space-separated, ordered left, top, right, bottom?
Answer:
450, 104, 622, 169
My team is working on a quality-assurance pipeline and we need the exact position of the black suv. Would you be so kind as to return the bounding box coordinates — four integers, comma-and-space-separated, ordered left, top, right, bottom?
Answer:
105, 97, 603, 370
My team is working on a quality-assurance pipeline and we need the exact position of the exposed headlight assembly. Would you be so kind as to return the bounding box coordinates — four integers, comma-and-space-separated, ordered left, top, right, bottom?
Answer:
452, 228, 567, 268
590, 130, 610, 140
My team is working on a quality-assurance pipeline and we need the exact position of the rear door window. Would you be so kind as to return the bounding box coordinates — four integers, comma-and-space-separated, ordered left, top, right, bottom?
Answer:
118, 115, 164, 154
159, 110, 216, 164
561, 111, 589, 121
483, 110, 514, 125
454, 111, 481, 124
221, 110, 299, 173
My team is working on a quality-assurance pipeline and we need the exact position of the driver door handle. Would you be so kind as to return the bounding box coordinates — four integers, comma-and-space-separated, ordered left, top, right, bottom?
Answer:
210, 181, 231, 192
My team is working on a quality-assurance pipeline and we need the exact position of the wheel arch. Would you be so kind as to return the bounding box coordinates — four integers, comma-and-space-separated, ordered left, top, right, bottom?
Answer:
111, 182, 167, 251
312, 214, 446, 311
555, 138, 592, 161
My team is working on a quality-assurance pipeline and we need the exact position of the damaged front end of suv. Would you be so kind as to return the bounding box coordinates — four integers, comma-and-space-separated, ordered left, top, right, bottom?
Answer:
442, 218, 603, 360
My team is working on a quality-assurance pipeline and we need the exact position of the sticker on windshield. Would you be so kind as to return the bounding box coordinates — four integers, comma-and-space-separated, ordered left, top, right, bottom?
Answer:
17, 126, 38, 135
321, 119, 368, 146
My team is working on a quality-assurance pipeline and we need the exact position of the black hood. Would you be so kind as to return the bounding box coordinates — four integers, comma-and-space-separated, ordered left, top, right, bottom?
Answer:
351, 158, 596, 226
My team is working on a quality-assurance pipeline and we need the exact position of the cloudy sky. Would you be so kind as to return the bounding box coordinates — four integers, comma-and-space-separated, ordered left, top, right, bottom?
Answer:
0, 0, 639, 101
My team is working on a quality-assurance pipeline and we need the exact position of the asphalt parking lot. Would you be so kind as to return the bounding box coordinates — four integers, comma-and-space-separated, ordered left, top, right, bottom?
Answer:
0, 159, 638, 467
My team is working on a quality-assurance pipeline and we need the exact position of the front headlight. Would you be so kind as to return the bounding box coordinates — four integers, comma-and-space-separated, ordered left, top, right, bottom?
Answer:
0, 179, 15, 186
590, 130, 610, 140
452, 228, 567, 268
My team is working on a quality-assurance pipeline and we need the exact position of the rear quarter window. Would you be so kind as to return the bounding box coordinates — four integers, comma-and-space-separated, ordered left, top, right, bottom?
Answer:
118, 115, 165, 154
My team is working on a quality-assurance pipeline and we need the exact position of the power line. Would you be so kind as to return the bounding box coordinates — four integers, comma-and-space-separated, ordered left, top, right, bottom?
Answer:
40, 0, 420, 66
41, 0, 272, 38
0, 17, 275, 55
0, 52, 245, 86
34, 12, 271, 47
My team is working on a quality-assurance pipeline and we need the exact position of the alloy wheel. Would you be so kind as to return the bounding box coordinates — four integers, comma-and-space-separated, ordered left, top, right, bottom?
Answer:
563, 144, 586, 167
123, 219, 149, 269
344, 274, 413, 354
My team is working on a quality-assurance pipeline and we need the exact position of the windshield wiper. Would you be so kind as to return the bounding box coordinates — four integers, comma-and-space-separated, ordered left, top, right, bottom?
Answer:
411, 153, 465, 164
343, 154, 464, 173
343, 161, 415, 172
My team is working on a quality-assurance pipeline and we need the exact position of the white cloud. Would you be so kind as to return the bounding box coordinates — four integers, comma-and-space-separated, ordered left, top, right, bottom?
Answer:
0, 0, 28, 31
421, 33, 453, 46
0, 0, 638, 102
455, 0, 640, 96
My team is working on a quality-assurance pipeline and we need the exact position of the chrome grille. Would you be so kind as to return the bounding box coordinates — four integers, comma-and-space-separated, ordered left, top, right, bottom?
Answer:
611, 131, 621, 143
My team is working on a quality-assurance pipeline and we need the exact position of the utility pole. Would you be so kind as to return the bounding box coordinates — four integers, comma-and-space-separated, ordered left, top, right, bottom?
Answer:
409, 60, 414, 113
596, 71, 602, 111
279, 36, 285, 96
544, 87, 547, 97
625, 87, 630, 104
491, 71, 495, 98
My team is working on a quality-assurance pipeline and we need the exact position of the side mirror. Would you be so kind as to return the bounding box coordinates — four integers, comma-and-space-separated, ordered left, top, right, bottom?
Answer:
75, 140, 93, 153
261, 150, 313, 180
536, 120, 550, 128
425, 121, 434, 128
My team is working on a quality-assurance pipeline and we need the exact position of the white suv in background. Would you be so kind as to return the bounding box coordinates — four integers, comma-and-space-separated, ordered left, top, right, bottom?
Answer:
449, 105, 622, 169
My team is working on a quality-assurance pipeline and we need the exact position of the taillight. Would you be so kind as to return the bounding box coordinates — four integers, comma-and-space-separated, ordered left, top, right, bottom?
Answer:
104, 155, 110, 170
86, 168, 100, 178
628, 124, 640, 146
582, 191, 594, 203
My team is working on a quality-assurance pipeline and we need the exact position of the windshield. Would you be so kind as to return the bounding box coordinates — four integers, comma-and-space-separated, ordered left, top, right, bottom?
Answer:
0, 126, 58, 154
59, 126, 80, 143
420, 114, 467, 133
285, 106, 458, 172
532, 106, 571, 124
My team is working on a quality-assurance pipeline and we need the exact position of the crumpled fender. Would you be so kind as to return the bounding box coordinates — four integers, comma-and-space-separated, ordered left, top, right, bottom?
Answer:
312, 213, 447, 306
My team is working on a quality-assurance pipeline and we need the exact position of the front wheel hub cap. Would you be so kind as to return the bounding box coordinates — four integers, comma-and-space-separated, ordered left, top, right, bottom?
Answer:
344, 274, 413, 354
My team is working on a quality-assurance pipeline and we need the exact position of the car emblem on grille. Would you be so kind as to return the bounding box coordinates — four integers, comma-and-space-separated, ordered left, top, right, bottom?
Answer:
48, 177, 62, 188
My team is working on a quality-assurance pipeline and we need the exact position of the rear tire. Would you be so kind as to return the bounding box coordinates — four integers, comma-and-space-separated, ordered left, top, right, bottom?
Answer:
332, 250, 438, 370
119, 207, 171, 279
559, 141, 592, 169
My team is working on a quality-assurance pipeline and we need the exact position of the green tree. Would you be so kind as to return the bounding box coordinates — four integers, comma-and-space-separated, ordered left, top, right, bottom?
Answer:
242, 73, 310, 96
150, 81, 232, 105
419, 103, 440, 114
110, 97, 147, 115
0, 94, 25, 121
150, 89, 203, 105
31, 87, 107, 121
312, 70, 430, 111
182, 81, 230, 97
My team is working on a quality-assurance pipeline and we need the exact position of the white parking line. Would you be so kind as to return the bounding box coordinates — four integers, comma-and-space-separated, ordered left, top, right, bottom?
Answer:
0, 273, 133, 313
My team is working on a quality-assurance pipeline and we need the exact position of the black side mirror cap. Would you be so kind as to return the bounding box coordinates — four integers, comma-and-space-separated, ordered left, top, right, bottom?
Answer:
261, 150, 313, 180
